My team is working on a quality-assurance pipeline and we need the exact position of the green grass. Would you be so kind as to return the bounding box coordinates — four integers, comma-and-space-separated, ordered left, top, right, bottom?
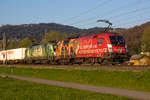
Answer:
0, 66, 150, 92
0, 77, 134, 100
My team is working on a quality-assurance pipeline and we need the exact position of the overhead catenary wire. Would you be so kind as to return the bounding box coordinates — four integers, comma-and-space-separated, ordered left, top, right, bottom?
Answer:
69, 0, 147, 26
78, 17, 150, 31
112, 10, 150, 23
74, 5, 150, 28
108, 6, 150, 20
69, 0, 150, 28
113, 17, 150, 28
60, 0, 113, 23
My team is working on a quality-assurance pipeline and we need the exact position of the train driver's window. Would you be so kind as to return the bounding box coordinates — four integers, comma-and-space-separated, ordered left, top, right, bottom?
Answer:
97, 38, 104, 45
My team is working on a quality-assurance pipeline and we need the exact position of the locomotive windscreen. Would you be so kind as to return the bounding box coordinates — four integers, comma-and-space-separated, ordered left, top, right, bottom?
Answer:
109, 36, 125, 46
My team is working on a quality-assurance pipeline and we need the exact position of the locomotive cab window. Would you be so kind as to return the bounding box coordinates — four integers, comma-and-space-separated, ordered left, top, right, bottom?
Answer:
109, 36, 125, 46
97, 38, 104, 45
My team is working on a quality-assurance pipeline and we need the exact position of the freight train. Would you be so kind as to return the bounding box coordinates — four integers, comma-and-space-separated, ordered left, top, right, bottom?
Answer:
0, 32, 129, 65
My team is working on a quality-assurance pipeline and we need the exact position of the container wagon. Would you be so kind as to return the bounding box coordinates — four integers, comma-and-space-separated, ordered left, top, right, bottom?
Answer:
0, 48, 26, 64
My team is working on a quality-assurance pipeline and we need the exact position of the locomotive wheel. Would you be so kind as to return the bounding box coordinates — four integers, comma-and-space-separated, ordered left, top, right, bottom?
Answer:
60, 59, 69, 65
90, 58, 95, 65
28, 59, 33, 64
69, 58, 74, 65
119, 58, 124, 64
100, 59, 108, 65
97, 58, 103, 64
112, 63, 116, 65
60, 60, 64, 65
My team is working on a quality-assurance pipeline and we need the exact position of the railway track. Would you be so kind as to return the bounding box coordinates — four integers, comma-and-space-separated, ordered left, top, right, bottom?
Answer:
0, 64, 150, 71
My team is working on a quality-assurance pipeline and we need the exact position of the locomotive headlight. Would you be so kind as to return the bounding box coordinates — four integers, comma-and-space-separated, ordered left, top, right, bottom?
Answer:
107, 44, 113, 52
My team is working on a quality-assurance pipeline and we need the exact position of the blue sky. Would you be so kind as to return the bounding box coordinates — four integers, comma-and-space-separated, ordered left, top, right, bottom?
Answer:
0, 0, 150, 29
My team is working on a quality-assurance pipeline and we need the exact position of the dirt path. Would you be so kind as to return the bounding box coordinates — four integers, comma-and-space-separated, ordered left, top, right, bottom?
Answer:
1, 74, 150, 100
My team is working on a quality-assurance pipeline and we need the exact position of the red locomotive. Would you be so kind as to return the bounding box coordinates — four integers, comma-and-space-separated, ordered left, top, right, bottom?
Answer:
56, 32, 129, 65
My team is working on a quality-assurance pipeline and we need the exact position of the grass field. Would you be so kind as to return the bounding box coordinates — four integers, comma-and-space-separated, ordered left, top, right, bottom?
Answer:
0, 66, 150, 92
0, 77, 135, 100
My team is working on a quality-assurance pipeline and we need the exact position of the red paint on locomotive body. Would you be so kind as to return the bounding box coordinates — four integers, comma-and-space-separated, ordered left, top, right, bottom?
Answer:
75, 32, 127, 58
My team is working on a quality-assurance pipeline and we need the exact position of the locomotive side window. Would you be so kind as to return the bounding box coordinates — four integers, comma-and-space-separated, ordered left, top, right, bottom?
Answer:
97, 38, 104, 45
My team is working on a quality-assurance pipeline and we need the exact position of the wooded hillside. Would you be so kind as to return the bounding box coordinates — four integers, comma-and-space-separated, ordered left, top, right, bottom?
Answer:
0, 22, 150, 55
119, 22, 150, 54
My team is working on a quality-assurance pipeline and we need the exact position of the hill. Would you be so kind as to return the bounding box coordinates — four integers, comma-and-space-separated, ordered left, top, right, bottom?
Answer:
0, 23, 124, 41
0, 22, 150, 54
118, 22, 150, 54
0, 23, 82, 41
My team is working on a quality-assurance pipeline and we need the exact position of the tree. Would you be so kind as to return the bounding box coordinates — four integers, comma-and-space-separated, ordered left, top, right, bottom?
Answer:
128, 43, 141, 55
0, 41, 3, 50
2, 33, 7, 49
19, 37, 32, 48
7, 40, 18, 49
41, 30, 59, 44
60, 32, 69, 40
32, 38, 38, 46
41, 30, 69, 44
141, 26, 150, 52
